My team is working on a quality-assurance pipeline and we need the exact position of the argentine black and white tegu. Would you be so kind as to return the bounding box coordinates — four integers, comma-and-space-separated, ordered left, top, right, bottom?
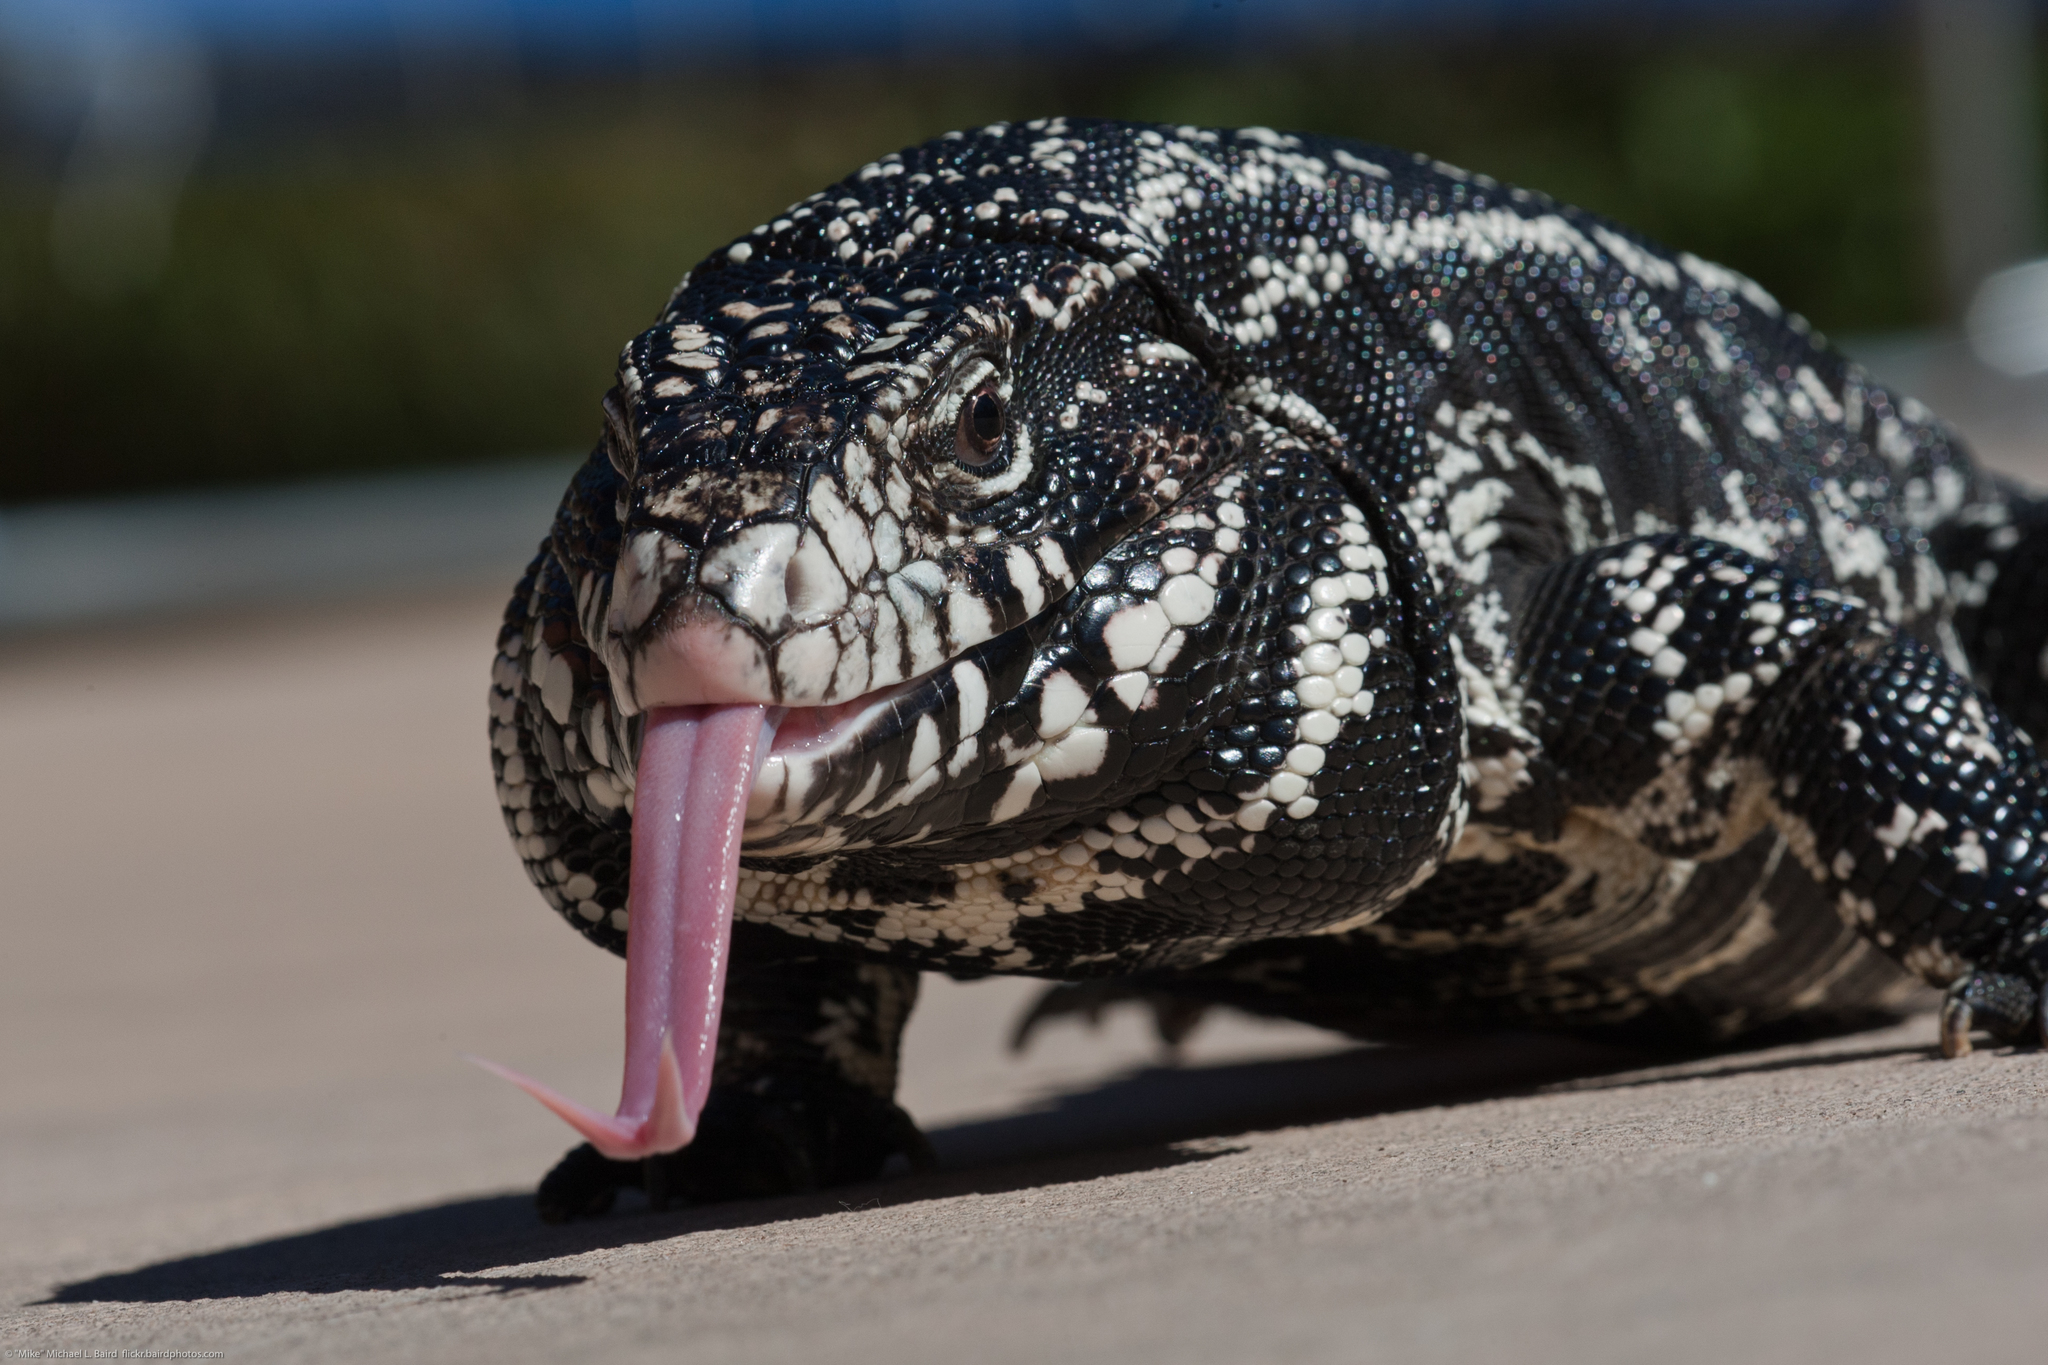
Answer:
482, 119, 2048, 1220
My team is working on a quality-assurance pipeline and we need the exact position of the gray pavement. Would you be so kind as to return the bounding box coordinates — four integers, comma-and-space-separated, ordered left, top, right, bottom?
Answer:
2, 587, 2045, 1365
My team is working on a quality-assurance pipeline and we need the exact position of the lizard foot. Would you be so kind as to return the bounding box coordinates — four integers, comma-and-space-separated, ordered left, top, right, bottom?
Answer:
535, 1071, 934, 1222
1010, 980, 1210, 1059
1938, 970, 2048, 1058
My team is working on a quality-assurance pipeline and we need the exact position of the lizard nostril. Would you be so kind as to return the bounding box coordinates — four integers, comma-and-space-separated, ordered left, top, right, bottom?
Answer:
698, 522, 798, 634
783, 530, 850, 628
691, 522, 848, 637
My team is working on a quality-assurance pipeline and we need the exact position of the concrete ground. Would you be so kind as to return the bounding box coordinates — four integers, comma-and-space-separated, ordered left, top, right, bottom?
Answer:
3, 585, 2045, 1365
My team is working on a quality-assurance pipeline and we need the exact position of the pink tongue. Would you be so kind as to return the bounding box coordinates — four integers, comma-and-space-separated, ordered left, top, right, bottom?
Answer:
470, 704, 779, 1160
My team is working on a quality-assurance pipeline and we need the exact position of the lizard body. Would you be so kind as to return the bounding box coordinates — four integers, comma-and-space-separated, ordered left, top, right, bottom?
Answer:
486, 119, 2048, 1216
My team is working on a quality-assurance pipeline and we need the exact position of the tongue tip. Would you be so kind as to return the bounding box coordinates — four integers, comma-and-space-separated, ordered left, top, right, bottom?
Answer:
647, 1032, 693, 1152
465, 1041, 695, 1161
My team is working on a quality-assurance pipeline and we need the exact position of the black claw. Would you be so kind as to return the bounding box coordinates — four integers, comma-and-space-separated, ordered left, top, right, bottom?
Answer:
1151, 995, 1210, 1051
1010, 981, 1110, 1051
1940, 995, 1975, 1059
1011, 978, 1211, 1056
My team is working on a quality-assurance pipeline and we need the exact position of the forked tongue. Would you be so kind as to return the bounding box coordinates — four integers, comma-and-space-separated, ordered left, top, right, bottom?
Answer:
469, 703, 779, 1159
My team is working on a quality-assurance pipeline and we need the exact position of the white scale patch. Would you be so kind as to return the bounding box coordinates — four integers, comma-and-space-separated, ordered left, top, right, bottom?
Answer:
1226, 242, 1357, 347
1343, 202, 1743, 308
1237, 500, 1387, 823
1403, 400, 1584, 807
1687, 469, 1794, 563
1809, 477, 1906, 622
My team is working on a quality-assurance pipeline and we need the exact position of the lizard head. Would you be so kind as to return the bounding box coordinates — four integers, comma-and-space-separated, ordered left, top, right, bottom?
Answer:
490, 231, 1261, 1158
578, 246, 1243, 859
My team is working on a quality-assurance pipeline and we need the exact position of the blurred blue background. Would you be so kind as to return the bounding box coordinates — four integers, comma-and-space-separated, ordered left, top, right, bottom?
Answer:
3, 0, 2046, 621
0, 2, 1895, 61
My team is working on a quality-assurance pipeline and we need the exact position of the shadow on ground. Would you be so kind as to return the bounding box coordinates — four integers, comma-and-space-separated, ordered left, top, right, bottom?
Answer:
39, 1144, 1231, 1306
43, 1026, 1926, 1306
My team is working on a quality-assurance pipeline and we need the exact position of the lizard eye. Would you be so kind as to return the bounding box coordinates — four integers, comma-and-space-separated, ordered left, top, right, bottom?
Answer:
955, 388, 1005, 468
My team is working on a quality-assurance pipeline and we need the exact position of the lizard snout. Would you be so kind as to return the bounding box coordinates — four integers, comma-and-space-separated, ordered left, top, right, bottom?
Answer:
607, 516, 854, 713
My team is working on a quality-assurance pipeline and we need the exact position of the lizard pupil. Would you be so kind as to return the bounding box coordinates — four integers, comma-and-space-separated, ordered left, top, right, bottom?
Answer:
957, 389, 1004, 467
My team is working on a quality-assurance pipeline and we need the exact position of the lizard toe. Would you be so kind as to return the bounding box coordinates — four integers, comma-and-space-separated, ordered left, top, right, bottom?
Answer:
1939, 970, 2045, 1058
535, 1142, 637, 1224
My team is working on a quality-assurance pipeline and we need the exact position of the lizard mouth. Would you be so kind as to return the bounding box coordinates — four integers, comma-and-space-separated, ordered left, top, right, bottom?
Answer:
758, 668, 936, 762
744, 666, 950, 844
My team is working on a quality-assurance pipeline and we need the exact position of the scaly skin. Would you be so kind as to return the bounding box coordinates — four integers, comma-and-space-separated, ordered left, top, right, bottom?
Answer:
489, 120, 2048, 1218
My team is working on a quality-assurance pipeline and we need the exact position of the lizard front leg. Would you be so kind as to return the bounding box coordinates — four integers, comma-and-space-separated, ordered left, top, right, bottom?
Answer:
1506, 534, 2048, 1055
538, 922, 929, 1221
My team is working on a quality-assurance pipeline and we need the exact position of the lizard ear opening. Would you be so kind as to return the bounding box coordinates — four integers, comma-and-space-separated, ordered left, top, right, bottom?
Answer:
1084, 251, 1253, 395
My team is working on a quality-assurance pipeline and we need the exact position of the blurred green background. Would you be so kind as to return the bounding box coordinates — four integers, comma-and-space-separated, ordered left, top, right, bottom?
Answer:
0, 19, 2025, 504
